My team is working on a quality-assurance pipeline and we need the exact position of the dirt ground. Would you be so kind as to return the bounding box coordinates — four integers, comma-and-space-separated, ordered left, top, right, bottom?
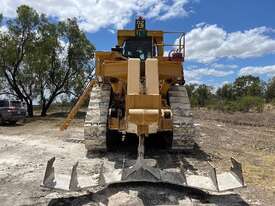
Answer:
0, 109, 274, 206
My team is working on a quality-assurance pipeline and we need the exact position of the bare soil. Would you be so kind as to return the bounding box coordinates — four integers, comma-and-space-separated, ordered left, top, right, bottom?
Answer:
0, 109, 274, 205
193, 109, 275, 205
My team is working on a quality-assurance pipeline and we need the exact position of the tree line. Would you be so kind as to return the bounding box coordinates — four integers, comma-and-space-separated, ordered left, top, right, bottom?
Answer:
0, 5, 95, 116
186, 75, 275, 112
1, 6, 274, 117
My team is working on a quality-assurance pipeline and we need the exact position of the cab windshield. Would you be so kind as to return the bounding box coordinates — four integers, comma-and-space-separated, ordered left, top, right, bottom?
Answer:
123, 37, 156, 60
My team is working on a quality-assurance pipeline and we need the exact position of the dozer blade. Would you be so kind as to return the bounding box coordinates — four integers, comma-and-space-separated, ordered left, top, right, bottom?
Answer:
41, 156, 245, 193
41, 157, 96, 191
117, 135, 245, 192
101, 157, 245, 193
185, 158, 245, 192
41, 137, 245, 193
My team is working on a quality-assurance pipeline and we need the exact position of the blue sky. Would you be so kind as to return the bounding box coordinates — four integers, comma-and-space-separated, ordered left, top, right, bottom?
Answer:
1, 0, 275, 88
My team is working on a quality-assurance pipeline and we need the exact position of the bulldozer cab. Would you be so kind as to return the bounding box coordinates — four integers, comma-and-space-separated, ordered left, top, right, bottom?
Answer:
116, 17, 165, 59
122, 36, 156, 60
116, 17, 186, 61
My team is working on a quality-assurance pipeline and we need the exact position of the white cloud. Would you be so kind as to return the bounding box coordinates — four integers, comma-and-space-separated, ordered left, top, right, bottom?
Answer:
211, 63, 238, 69
158, 0, 190, 20
187, 79, 201, 85
195, 22, 206, 28
108, 29, 115, 34
181, 24, 275, 63
239, 65, 275, 76
0, 0, 191, 32
185, 67, 234, 83
0, 25, 8, 33
57, 38, 69, 61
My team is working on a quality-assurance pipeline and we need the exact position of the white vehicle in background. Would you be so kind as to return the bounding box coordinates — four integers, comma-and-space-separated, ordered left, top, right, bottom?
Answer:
0, 99, 27, 125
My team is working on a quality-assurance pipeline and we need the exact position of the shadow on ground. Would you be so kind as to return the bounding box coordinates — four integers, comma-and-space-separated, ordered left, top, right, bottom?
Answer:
86, 134, 211, 173
0, 121, 24, 127
48, 111, 86, 119
47, 183, 249, 206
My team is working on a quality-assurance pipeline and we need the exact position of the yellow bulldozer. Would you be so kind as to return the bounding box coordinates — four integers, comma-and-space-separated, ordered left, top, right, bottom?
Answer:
62, 16, 195, 152
41, 17, 245, 196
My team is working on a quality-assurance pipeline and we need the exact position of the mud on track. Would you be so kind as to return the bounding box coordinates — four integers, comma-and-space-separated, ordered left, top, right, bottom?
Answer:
0, 109, 274, 205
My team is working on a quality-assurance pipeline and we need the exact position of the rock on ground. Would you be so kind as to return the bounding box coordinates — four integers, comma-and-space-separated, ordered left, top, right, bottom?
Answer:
108, 191, 144, 206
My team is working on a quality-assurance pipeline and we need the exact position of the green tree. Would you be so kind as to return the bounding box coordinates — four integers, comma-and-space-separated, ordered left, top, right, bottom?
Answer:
185, 84, 196, 99
233, 75, 263, 97
216, 83, 234, 100
29, 17, 95, 116
194, 84, 212, 107
266, 77, 275, 102
0, 5, 40, 116
0, 5, 95, 116
238, 96, 264, 112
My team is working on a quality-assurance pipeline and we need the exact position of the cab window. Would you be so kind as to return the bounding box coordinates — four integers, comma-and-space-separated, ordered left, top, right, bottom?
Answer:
123, 37, 156, 60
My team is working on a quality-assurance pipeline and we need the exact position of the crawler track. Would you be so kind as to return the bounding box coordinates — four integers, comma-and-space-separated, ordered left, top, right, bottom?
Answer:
169, 85, 196, 150
84, 83, 111, 151
84, 84, 196, 151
